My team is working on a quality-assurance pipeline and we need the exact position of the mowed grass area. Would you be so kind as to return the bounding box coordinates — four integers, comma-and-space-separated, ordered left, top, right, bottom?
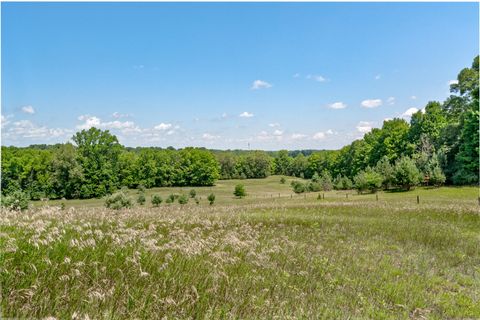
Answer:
34, 175, 479, 208
1, 177, 479, 319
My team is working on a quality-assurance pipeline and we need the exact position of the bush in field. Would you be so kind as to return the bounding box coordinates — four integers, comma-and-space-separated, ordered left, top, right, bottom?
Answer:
0, 191, 30, 211
280, 177, 286, 184
207, 193, 215, 205
137, 193, 146, 205
189, 189, 196, 198
354, 168, 383, 194
194, 197, 200, 205
137, 184, 146, 193
105, 191, 133, 210
166, 194, 176, 204
311, 172, 320, 183
151, 194, 162, 207
291, 181, 306, 193
393, 157, 422, 191
234, 184, 246, 198
334, 175, 353, 190
178, 194, 188, 205
307, 181, 322, 192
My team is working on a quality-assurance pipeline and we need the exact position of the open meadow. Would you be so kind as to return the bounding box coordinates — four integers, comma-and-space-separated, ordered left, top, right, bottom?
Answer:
1, 176, 479, 319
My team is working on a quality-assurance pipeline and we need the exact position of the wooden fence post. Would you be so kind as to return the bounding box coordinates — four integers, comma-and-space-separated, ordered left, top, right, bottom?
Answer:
417, 195, 420, 204
376, 194, 378, 201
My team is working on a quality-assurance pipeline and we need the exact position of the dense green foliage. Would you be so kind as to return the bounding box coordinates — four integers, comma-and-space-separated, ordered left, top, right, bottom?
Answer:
0, 190, 30, 210
1, 57, 478, 200
2, 129, 220, 200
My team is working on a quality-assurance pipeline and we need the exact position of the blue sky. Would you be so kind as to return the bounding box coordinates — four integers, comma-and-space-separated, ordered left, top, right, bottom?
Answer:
1, 2, 478, 150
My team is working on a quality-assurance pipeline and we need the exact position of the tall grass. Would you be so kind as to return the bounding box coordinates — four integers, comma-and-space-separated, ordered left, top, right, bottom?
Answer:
1, 193, 479, 319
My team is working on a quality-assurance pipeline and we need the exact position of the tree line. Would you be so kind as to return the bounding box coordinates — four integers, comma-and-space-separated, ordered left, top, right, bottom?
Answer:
1, 128, 220, 200
1, 56, 478, 201
217, 56, 479, 187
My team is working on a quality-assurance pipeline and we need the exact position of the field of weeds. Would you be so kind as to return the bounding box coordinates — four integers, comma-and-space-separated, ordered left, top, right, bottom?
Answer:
1, 186, 479, 319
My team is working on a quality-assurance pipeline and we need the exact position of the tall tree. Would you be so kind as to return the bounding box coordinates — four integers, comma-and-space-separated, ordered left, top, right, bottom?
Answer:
72, 128, 123, 198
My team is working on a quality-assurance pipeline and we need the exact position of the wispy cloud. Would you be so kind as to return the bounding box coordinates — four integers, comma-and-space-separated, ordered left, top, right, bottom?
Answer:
312, 132, 325, 140
251, 80, 272, 90
112, 112, 131, 119
4, 119, 72, 140
202, 133, 219, 140
410, 95, 417, 100
361, 99, 382, 108
307, 74, 327, 82
268, 123, 280, 127
273, 129, 283, 136
374, 74, 381, 80
327, 102, 347, 110
448, 79, 459, 85
239, 111, 254, 118
1, 114, 13, 127
154, 123, 173, 131
21, 105, 35, 114
293, 73, 301, 78
291, 133, 307, 140
387, 97, 395, 105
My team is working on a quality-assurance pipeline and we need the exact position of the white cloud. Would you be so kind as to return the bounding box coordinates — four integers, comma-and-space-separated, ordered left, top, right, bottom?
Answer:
361, 99, 382, 108
1, 114, 13, 127
154, 123, 172, 131
5, 120, 71, 140
307, 74, 327, 82
239, 111, 254, 118
401, 107, 419, 118
293, 73, 301, 78
387, 97, 395, 105
256, 130, 272, 141
327, 102, 347, 110
76, 115, 101, 129
312, 132, 325, 140
375, 74, 381, 80
384, 117, 393, 122
21, 105, 35, 114
221, 113, 228, 119
112, 112, 131, 119
251, 80, 272, 90
356, 121, 373, 133
326, 129, 335, 135
411, 95, 417, 100
202, 133, 219, 140
77, 115, 137, 131
448, 80, 459, 85
273, 129, 283, 136
291, 133, 307, 140
268, 123, 280, 127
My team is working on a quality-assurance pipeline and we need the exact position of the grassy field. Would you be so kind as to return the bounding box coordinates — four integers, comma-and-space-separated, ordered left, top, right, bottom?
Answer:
1, 176, 479, 319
